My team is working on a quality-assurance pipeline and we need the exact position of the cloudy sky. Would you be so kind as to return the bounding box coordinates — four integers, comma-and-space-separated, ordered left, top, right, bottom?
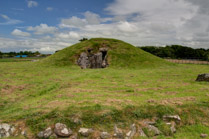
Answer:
0, 0, 209, 53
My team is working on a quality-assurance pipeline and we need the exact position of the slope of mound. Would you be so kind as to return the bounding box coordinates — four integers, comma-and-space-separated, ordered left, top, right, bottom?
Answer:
41, 38, 171, 68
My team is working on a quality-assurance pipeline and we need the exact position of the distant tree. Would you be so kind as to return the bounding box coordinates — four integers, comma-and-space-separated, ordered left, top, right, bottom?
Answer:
79, 38, 88, 42
139, 45, 209, 61
0, 51, 2, 58
34, 51, 41, 56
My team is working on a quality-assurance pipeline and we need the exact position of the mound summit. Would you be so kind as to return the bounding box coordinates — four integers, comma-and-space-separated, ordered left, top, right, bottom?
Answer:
42, 38, 170, 68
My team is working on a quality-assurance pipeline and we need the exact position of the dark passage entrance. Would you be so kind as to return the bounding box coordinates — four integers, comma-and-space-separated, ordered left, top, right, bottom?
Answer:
101, 51, 107, 61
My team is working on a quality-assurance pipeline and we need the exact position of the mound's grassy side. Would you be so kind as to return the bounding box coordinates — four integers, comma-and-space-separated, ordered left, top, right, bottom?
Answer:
40, 38, 172, 68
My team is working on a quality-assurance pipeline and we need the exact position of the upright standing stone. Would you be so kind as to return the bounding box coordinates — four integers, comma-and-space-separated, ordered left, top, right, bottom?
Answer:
77, 52, 89, 69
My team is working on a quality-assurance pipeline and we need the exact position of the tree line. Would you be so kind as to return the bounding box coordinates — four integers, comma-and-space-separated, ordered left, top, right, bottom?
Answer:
139, 45, 209, 61
0, 51, 42, 58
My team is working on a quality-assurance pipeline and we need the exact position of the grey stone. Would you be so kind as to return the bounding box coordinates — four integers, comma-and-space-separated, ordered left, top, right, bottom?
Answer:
147, 125, 161, 136
10, 127, 16, 135
170, 124, 176, 133
125, 124, 136, 139
37, 127, 53, 138
77, 52, 89, 69
78, 128, 93, 137
43, 127, 52, 138
144, 121, 156, 125
69, 133, 78, 139
114, 125, 124, 139
0, 124, 10, 132
100, 132, 110, 139
200, 133, 208, 138
71, 117, 82, 125
0, 123, 12, 138
21, 130, 27, 137
163, 115, 181, 123
196, 73, 209, 82
54, 123, 72, 137
138, 128, 147, 137
37, 131, 44, 138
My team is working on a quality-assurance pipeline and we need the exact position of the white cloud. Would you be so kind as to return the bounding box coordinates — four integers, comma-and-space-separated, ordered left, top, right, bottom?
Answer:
1, 14, 10, 20
27, 1, 38, 8
84, 11, 101, 25
117, 21, 138, 33
0, 37, 72, 53
56, 31, 80, 40
11, 29, 31, 37
27, 24, 58, 35
59, 16, 87, 28
46, 7, 53, 11
59, 11, 112, 28
0, 14, 22, 25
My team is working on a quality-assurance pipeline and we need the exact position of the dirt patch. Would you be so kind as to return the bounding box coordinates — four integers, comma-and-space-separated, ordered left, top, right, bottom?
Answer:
104, 98, 133, 106
1, 84, 26, 94
44, 100, 72, 109
135, 87, 164, 92
160, 97, 196, 105
165, 91, 178, 95
147, 97, 196, 106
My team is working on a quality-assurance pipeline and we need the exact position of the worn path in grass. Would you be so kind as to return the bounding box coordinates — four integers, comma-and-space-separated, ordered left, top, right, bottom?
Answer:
0, 62, 208, 138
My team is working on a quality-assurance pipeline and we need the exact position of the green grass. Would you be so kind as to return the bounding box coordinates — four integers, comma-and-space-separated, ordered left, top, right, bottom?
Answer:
0, 60, 208, 138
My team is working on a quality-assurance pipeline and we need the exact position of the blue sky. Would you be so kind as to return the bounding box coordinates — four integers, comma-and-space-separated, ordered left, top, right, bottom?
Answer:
0, 0, 209, 53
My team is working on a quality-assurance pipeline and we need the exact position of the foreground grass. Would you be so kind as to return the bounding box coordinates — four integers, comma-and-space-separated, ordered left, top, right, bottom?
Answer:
0, 61, 208, 138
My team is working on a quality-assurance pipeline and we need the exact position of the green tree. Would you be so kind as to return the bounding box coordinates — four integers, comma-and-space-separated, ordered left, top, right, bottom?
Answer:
79, 38, 88, 42
0, 51, 2, 58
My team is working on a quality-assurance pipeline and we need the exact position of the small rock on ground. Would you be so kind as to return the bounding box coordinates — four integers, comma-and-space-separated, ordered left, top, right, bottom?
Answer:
78, 128, 93, 137
147, 125, 161, 136
200, 133, 208, 138
100, 132, 111, 139
114, 125, 124, 139
37, 127, 53, 138
54, 123, 72, 137
0, 123, 16, 138
163, 115, 181, 122
125, 124, 136, 139
138, 128, 147, 137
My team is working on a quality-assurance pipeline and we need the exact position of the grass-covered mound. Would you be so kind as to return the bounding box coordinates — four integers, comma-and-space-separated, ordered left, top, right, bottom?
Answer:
41, 38, 171, 68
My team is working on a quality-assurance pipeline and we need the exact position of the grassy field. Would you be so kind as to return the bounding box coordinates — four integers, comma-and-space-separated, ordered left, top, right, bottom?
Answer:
0, 57, 44, 62
0, 60, 209, 138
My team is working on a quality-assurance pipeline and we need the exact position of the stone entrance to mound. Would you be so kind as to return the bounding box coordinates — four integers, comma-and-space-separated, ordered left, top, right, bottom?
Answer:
77, 48, 108, 69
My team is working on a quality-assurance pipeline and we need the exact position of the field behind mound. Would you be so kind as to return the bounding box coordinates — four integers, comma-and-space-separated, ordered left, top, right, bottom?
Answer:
40, 38, 171, 68
0, 60, 209, 138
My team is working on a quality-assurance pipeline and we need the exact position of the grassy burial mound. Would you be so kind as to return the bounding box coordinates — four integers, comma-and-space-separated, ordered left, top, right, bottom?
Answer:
41, 38, 171, 68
